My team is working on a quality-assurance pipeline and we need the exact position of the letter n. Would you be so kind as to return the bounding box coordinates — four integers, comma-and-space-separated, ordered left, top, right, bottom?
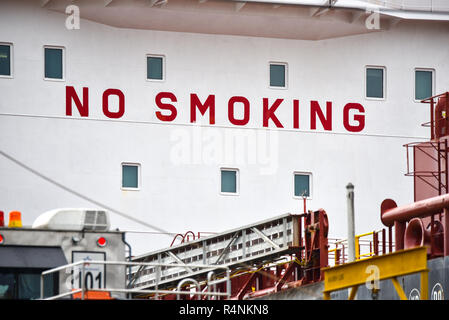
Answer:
66, 86, 88, 117
310, 100, 332, 131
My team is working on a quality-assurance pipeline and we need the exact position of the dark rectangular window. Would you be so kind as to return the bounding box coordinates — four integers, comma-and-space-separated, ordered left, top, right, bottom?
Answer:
221, 169, 237, 194
294, 173, 311, 198
0, 271, 56, 300
366, 67, 384, 99
270, 63, 286, 88
0, 44, 11, 76
415, 70, 433, 101
122, 164, 139, 189
44, 47, 63, 79
147, 56, 164, 80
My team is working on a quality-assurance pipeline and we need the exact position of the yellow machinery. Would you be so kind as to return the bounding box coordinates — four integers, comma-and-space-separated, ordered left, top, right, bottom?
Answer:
322, 246, 428, 300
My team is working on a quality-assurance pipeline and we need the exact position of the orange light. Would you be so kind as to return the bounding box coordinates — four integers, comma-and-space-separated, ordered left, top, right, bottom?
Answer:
97, 237, 107, 247
8, 211, 22, 228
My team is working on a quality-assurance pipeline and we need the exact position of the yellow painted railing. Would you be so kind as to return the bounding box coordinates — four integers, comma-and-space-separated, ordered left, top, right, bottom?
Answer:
355, 231, 375, 260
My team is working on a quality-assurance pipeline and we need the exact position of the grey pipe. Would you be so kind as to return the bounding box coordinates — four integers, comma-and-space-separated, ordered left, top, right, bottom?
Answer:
347, 183, 356, 262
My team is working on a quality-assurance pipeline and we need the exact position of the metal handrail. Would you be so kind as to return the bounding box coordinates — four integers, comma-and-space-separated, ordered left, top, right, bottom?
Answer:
40, 260, 231, 300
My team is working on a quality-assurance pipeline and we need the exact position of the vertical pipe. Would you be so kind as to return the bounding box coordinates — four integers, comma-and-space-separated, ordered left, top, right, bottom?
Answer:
388, 226, 393, 253
121, 233, 132, 299
347, 183, 356, 262
226, 269, 231, 299
438, 141, 442, 195
445, 138, 448, 195
81, 262, 86, 300
431, 215, 435, 256
394, 221, 406, 251
382, 228, 386, 255
431, 98, 435, 140
373, 231, 379, 256
40, 274, 44, 300
406, 145, 410, 175
303, 197, 307, 213
444, 208, 449, 257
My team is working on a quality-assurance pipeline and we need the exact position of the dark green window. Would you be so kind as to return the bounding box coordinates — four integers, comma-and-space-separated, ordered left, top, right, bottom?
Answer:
122, 164, 139, 189
366, 67, 384, 98
44, 47, 63, 79
415, 70, 433, 101
147, 56, 164, 80
0, 271, 56, 300
221, 169, 237, 194
270, 63, 286, 88
0, 44, 11, 76
294, 173, 310, 198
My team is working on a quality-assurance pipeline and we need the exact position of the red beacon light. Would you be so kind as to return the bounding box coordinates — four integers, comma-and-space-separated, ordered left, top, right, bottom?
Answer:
0, 234, 4, 244
0, 211, 4, 227
96, 236, 107, 247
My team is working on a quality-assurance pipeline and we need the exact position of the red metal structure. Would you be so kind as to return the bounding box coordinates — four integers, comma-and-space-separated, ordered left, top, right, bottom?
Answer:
170, 231, 200, 247
231, 209, 329, 300
381, 92, 449, 259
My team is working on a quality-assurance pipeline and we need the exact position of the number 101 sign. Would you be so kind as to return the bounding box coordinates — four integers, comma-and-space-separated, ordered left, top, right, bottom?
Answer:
71, 251, 106, 290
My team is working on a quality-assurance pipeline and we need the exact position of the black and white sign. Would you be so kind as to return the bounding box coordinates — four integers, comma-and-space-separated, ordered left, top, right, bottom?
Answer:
72, 251, 106, 290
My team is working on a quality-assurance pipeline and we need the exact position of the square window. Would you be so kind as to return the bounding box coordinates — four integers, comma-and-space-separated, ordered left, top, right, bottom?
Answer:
0, 44, 12, 77
269, 63, 286, 88
221, 169, 238, 194
44, 47, 64, 80
147, 55, 164, 80
366, 67, 384, 99
294, 173, 311, 198
415, 69, 433, 101
122, 164, 140, 189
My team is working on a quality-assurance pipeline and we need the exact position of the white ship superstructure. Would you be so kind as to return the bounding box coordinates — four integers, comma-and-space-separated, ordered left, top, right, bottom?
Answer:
1, 0, 449, 255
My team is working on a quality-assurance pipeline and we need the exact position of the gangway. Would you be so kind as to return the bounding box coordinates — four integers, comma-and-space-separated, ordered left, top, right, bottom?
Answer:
129, 210, 329, 299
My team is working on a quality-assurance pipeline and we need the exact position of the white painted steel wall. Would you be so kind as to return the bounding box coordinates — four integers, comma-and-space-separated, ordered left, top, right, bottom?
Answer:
1, 2, 449, 255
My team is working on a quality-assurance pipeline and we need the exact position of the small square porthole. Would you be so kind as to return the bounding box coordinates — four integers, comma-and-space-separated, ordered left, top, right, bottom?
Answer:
121, 163, 140, 190
146, 55, 164, 81
220, 168, 239, 195
269, 62, 287, 89
415, 69, 434, 101
44, 46, 65, 80
293, 172, 312, 199
0, 43, 12, 77
366, 66, 385, 99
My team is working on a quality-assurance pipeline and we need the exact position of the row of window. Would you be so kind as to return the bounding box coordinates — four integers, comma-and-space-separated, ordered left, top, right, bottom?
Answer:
366, 66, 434, 101
0, 42, 435, 100
121, 163, 312, 198
0, 43, 165, 82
